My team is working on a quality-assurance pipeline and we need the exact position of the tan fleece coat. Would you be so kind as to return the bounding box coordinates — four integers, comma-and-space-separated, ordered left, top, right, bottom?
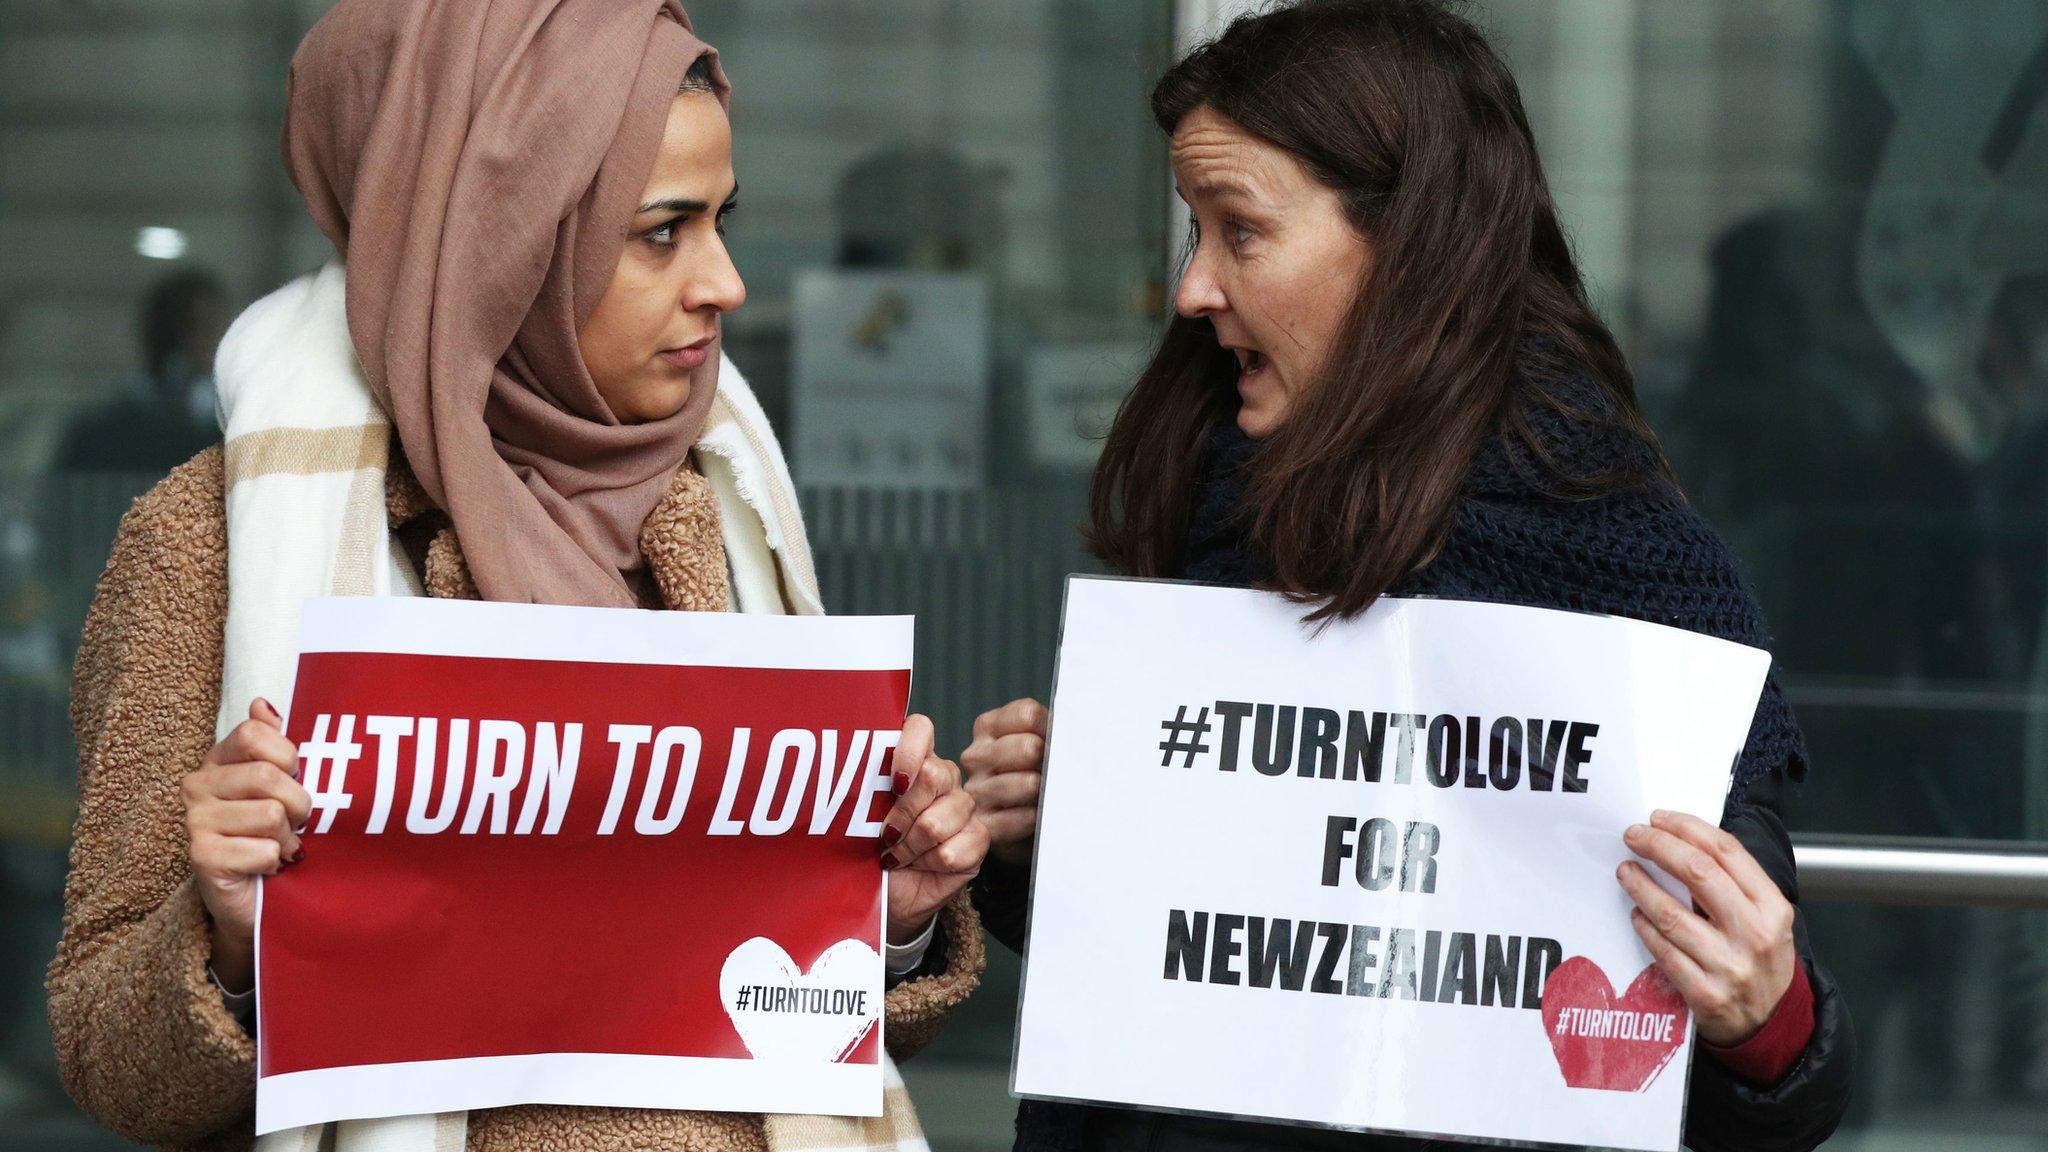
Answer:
48, 445, 985, 1152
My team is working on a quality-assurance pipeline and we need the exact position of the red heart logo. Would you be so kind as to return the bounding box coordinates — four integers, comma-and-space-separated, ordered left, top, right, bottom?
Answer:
1540, 956, 1689, 1092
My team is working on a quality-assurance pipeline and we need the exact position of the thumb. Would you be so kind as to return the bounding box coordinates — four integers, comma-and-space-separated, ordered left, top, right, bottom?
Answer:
250, 696, 284, 731
895, 714, 935, 776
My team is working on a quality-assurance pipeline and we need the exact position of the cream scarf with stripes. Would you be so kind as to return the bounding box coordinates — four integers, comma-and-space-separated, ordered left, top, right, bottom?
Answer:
216, 263, 930, 1152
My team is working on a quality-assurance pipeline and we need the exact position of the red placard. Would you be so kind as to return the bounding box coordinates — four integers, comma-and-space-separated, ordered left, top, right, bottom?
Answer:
254, 598, 910, 1133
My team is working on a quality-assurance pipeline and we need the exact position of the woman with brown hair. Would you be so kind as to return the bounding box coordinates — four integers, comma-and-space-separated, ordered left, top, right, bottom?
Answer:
964, 2, 1852, 1149
48, 2, 985, 1149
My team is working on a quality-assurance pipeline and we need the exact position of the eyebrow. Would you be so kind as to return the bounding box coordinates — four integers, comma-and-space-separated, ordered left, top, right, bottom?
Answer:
1187, 175, 1260, 202
1174, 173, 1265, 211
636, 183, 740, 215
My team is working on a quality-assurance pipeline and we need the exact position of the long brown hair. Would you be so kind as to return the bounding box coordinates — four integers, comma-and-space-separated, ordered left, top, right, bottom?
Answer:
1091, 0, 1670, 622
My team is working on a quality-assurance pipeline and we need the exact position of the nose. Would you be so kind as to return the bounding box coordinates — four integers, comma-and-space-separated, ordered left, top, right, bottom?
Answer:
684, 235, 747, 317
1174, 239, 1226, 319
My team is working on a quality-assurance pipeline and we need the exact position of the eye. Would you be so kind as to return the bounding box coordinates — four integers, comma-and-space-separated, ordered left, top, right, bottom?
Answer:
1225, 220, 1255, 248
715, 200, 739, 237
643, 218, 683, 248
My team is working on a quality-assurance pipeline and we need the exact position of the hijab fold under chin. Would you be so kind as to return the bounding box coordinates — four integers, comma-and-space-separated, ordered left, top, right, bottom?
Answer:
283, 0, 729, 606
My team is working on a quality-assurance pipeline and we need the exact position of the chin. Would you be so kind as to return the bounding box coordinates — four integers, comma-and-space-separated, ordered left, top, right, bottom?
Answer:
1235, 401, 1284, 439
619, 382, 694, 424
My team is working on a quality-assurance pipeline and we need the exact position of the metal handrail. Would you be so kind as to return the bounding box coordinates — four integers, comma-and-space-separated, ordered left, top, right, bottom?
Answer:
1792, 835, 2048, 908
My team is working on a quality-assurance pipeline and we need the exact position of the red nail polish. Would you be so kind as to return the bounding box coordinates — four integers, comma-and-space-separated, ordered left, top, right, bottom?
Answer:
287, 847, 305, 865
882, 857, 900, 871
881, 826, 902, 848
257, 697, 280, 721
892, 771, 910, 795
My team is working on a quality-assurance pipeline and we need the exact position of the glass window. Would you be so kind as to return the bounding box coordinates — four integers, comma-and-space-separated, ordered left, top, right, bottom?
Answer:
1486, 3, 2048, 1139
4, 0, 2047, 1147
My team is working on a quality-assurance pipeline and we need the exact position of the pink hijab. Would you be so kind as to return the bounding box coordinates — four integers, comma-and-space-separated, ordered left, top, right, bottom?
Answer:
283, 0, 730, 606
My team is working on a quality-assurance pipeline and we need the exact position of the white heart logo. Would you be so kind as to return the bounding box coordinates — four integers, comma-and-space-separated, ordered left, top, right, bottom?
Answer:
719, 937, 882, 1062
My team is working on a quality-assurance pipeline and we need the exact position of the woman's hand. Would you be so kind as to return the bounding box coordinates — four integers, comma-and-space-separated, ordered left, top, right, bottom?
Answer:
1617, 809, 1798, 1047
881, 714, 989, 946
180, 698, 309, 991
959, 697, 1047, 866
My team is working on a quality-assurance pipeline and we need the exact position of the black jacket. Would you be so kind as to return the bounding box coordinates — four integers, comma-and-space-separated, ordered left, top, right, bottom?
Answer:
976, 392, 1855, 1151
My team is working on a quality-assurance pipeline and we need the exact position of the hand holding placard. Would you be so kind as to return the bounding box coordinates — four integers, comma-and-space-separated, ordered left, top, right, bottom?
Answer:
181, 697, 309, 992
1618, 810, 1799, 1047
877, 714, 988, 944
961, 697, 1049, 865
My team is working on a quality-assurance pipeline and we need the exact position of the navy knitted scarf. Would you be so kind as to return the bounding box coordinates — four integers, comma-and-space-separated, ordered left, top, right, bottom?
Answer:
1181, 394, 1809, 802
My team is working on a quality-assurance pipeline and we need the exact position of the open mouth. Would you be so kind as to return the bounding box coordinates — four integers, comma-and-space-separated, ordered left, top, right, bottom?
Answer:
1233, 347, 1269, 379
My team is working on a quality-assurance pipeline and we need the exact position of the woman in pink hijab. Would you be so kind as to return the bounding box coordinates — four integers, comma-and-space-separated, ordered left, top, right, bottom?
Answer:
48, 3, 986, 1149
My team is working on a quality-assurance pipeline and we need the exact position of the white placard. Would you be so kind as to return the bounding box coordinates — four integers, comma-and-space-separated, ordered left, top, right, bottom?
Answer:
1013, 578, 1772, 1152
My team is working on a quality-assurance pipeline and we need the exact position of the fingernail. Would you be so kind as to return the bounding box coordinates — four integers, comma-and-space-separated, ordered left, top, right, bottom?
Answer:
256, 697, 279, 721
881, 856, 901, 871
291, 761, 303, 781
1651, 808, 1670, 821
881, 826, 903, 848
287, 847, 305, 865
892, 771, 910, 795
1624, 824, 1646, 840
